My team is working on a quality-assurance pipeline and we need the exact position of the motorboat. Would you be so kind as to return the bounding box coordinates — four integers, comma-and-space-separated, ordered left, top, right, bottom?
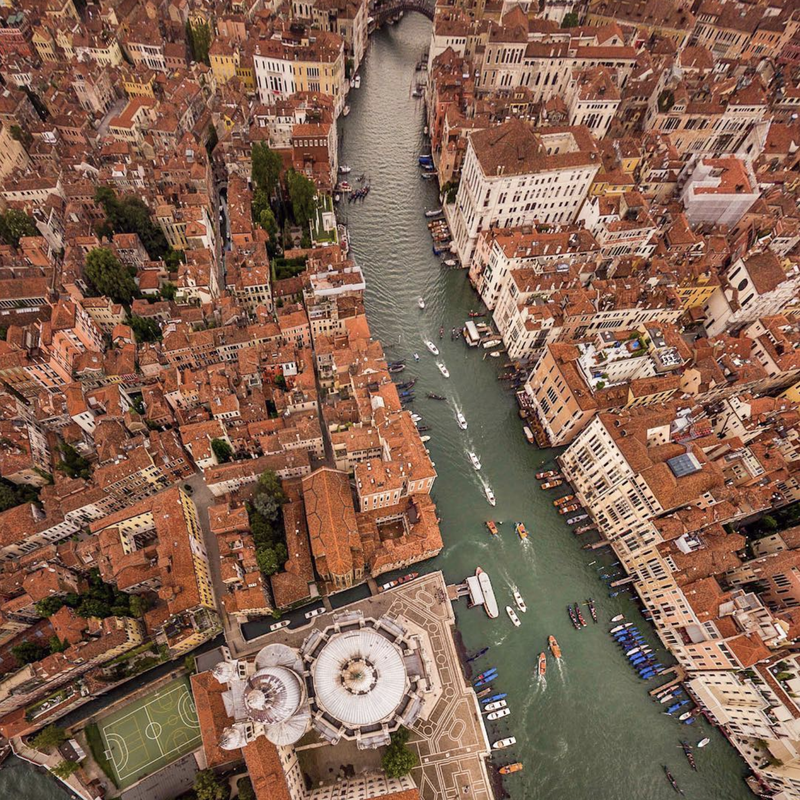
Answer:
484, 484, 496, 506
610, 623, 633, 634
380, 580, 398, 591
468, 451, 482, 470
548, 635, 562, 659
567, 514, 589, 525
487, 708, 510, 720
484, 699, 507, 712
538, 652, 547, 677
420, 435, 431, 443
513, 590, 526, 613
697, 738, 710, 748
490, 352, 500, 358
425, 208, 443, 218
339, 165, 351, 173
437, 362, 450, 378
679, 712, 694, 722
558, 503, 581, 515
553, 495, 576, 507
476, 567, 499, 618
426, 392, 446, 401
498, 763, 523, 775
444, 258, 457, 267
413, 353, 420, 362
486, 520, 498, 536
515, 522, 528, 540
492, 737, 516, 751
611, 614, 625, 623
456, 411, 468, 430
342, 105, 350, 116
506, 605, 520, 627
540, 479, 563, 490
535, 470, 560, 480
352, 75, 361, 88
418, 297, 425, 309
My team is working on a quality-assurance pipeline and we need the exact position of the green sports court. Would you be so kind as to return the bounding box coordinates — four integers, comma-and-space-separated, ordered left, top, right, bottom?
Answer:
97, 677, 202, 788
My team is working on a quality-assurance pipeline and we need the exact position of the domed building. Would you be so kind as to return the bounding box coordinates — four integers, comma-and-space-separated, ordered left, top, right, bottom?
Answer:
212, 610, 431, 751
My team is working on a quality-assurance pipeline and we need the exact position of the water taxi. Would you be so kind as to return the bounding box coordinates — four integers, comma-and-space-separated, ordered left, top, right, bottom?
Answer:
558, 503, 581, 515
486, 520, 498, 536
468, 451, 482, 470
456, 411, 468, 429
567, 514, 589, 525
535, 470, 560, 480
548, 635, 562, 659
540, 479, 563, 490
437, 361, 450, 378
514, 522, 528, 540
538, 652, 547, 677
487, 708, 510, 720
506, 605, 521, 627
484, 485, 496, 506
484, 699, 507, 712
492, 737, 516, 751
513, 590, 526, 613
342, 105, 350, 116
425, 339, 439, 355
417, 297, 425, 309
553, 495, 575, 507
498, 763, 523, 775
476, 567, 499, 619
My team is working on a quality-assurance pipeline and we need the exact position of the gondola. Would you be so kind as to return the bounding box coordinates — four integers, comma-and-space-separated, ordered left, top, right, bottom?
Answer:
663, 766, 684, 795
586, 598, 597, 623
680, 741, 697, 771
426, 393, 447, 401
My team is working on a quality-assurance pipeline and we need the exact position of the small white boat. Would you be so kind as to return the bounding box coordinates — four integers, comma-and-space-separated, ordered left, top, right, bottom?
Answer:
334, 194, 340, 203
489, 352, 500, 358
611, 614, 625, 623
679, 711, 693, 722
444, 258, 456, 267
425, 208, 442, 218
487, 708, 510, 720
418, 297, 425, 309
339, 165, 351, 174
482, 339, 502, 349
437, 361, 449, 378
425, 340, 439, 355
484, 699, 507, 712
484, 484, 496, 506
420, 435, 431, 443
610, 623, 632, 634
342, 105, 350, 116
411, 413, 422, 422
513, 590, 526, 613
413, 353, 420, 361
697, 738, 710, 748
352, 75, 361, 89
468, 451, 481, 470
456, 411, 467, 430
493, 737, 516, 750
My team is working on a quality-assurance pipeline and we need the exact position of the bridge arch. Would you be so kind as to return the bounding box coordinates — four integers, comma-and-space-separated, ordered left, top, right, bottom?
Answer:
372, 0, 435, 27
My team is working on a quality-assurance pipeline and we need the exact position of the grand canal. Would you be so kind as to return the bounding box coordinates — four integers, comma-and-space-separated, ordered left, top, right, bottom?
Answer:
1, 13, 757, 800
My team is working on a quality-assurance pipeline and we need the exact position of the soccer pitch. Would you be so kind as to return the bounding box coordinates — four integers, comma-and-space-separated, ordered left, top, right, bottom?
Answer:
97, 677, 201, 789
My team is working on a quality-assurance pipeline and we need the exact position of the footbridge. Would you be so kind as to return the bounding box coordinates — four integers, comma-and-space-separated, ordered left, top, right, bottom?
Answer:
371, 0, 435, 26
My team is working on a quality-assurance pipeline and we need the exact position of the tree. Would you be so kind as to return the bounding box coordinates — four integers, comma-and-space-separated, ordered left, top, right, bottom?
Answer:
761, 515, 779, 532
237, 777, 256, 800
49, 636, 68, 654
252, 142, 282, 197
36, 596, 65, 617
30, 725, 67, 751
259, 208, 279, 254
286, 169, 316, 229
94, 188, 169, 260
184, 654, 196, 674
51, 760, 80, 779
211, 438, 233, 464
561, 12, 579, 26
9, 124, 32, 148
75, 598, 110, 618
160, 282, 177, 301
256, 546, 279, 576
193, 768, 227, 800
12, 640, 49, 665
282, 219, 294, 249
255, 470, 287, 506
187, 20, 213, 66
381, 728, 418, 778
56, 442, 91, 480
275, 541, 288, 566
85, 248, 137, 304
129, 314, 162, 343
0, 482, 18, 512
0, 208, 38, 247
129, 594, 152, 617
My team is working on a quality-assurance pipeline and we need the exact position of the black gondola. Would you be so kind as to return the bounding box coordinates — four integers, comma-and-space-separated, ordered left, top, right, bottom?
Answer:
417, 425, 431, 432
426, 393, 447, 401
680, 742, 697, 771
663, 766, 684, 795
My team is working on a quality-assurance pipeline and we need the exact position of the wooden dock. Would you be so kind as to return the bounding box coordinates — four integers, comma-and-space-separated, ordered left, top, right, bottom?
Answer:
648, 666, 686, 696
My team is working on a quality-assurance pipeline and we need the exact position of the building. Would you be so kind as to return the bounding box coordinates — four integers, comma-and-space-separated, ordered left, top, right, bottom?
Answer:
679, 157, 760, 229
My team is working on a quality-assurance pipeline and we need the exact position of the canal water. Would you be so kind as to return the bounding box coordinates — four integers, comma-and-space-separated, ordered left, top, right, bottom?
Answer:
1, 14, 755, 800
337, 14, 754, 800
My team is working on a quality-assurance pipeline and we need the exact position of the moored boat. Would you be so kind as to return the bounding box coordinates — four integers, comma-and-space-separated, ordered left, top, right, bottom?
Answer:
567, 514, 589, 525
553, 495, 575, 507
492, 737, 516, 751
476, 687, 493, 699
513, 590, 526, 613
574, 603, 587, 627
697, 738, 710, 748
506, 606, 521, 627
538, 652, 547, 677
540, 479, 563, 490
587, 598, 598, 623
474, 668, 497, 683
425, 208, 443, 217
498, 762, 523, 775
515, 522, 528, 540
484, 699, 507, 712
558, 503, 581, 515
535, 470, 560, 480
476, 567, 499, 619
611, 614, 625, 623
486, 520, 498, 536
342, 105, 350, 116
487, 708, 510, 720
417, 296, 425, 309
548, 635, 562, 659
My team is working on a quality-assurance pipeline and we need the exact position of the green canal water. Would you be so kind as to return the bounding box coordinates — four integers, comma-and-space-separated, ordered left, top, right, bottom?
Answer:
0, 14, 755, 800
337, 14, 755, 800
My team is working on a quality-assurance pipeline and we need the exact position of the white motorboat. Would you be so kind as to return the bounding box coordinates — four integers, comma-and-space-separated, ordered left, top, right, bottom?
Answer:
610, 623, 633, 634
339, 165, 351, 174
420, 435, 431, 443
679, 711, 693, 722
487, 708, 510, 720
444, 259, 456, 267
425, 340, 439, 355
413, 353, 420, 361
482, 339, 502, 349
468, 451, 481, 470
490, 352, 500, 357
611, 614, 625, 623
425, 208, 442, 218
456, 411, 467, 430
437, 361, 449, 378
484, 699, 507, 712
493, 737, 516, 750
352, 75, 361, 89
697, 738, 710, 748
411, 413, 422, 422
418, 296, 425, 309
513, 590, 527, 613
506, 606, 521, 627
342, 105, 350, 116
484, 484, 496, 506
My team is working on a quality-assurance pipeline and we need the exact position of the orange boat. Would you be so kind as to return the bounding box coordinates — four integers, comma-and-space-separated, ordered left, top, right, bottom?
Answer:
548, 635, 562, 659
515, 522, 528, 540
499, 763, 523, 775
553, 495, 575, 507
486, 521, 498, 536
538, 652, 547, 677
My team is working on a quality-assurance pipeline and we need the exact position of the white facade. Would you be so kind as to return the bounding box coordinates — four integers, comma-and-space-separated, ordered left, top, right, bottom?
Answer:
679, 156, 760, 228
253, 54, 297, 104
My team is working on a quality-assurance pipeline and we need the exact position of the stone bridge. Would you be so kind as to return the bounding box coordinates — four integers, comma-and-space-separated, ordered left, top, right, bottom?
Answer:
371, 0, 435, 26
